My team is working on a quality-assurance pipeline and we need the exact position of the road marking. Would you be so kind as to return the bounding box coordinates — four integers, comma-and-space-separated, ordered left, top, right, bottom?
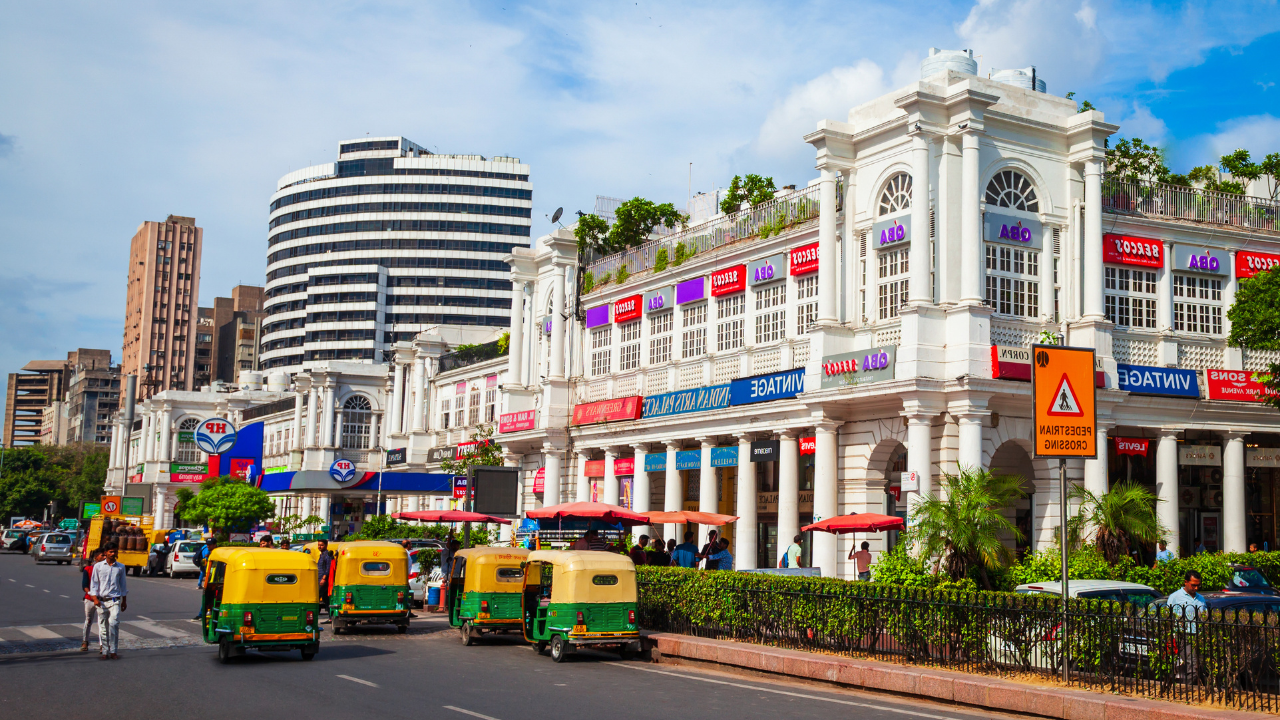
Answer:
24, 584, 33, 588
17, 626, 61, 640
613, 664, 970, 720
137, 616, 153, 621
127, 621, 188, 638
42, 589, 49, 593
337, 674, 379, 688
7, 579, 13, 582
59, 595, 69, 598
444, 706, 501, 720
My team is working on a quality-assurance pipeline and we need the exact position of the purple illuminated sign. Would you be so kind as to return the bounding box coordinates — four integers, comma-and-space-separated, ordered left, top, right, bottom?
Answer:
676, 277, 705, 305
585, 304, 610, 328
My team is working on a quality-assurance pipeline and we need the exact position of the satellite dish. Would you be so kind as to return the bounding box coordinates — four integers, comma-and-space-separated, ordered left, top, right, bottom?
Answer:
551, 207, 563, 224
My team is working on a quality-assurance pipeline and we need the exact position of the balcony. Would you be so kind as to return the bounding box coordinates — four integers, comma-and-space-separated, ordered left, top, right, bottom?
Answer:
437, 338, 508, 374
1102, 178, 1279, 236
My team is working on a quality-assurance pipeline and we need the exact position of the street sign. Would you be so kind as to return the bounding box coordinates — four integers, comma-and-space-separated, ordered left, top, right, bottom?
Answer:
59, 519, 79, 530
121, 497, 144, 516
386, 447, 407, 466
100, 496, 122, 515
82, 503, 100, 519
1031, 345, 1097, 459
195, 418, 238, 455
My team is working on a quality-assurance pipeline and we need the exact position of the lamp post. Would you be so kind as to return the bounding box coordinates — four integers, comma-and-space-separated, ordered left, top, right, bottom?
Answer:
373, 446, 385, 516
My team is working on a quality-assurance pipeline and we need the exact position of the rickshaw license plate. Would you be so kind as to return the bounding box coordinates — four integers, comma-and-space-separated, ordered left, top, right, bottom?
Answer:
283, 616, 297, 621
573, 624, 586, 633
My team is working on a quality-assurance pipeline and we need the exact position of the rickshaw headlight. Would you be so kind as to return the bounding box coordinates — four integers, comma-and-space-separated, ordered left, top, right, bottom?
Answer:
243, 611, 253, 627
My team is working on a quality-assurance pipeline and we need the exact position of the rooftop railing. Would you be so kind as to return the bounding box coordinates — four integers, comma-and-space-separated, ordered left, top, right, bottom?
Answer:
1103, 178, 1279, 235
585, 184, 822, 279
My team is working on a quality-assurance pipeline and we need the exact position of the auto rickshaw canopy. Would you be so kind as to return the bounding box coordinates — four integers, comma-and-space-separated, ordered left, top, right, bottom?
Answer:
453, 546, 530, 593
525, 550, 636, 604
332, 541, 409, 586
207, 547, 318, 605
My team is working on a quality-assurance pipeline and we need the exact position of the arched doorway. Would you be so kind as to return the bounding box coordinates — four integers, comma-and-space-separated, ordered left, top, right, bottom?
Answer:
991, 441, 1037, 557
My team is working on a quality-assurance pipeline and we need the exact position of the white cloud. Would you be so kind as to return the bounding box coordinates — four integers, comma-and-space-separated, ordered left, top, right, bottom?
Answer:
956, 0, 1106, 92
1109, 101, 1169, 146
753, 60, 891, 158
1178, 114, 1280, 169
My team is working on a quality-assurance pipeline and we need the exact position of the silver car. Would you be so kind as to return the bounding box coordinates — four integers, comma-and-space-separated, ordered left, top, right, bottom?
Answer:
167, 540, 203, 577
32, 533, 75, 564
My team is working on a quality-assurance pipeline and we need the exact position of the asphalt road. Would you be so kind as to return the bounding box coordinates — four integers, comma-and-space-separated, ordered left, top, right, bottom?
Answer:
0, 552, 1009, 720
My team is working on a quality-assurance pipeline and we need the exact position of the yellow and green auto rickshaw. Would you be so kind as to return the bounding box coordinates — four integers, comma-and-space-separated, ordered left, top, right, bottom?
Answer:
328, 540, 412, 634
520, 550, 640, 662
198, 547, 320, 663
446, 546, 530, 645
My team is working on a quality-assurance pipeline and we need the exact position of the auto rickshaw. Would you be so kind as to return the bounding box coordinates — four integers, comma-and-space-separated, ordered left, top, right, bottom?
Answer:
328, 540, 412, 634
197, 547, 321, 663
446, 546, 530, 645
520, 550, 640, 662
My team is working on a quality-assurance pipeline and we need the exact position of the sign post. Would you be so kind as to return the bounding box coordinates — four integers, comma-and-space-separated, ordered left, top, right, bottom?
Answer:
1031, 344, 1097, 684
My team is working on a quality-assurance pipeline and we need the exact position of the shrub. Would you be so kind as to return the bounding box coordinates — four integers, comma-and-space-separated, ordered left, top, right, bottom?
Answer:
598, 271, 612, 286
654, 247, 669, 272
582, 271, 595, 294
616, 264, 629, 284
673, 242, 689, 266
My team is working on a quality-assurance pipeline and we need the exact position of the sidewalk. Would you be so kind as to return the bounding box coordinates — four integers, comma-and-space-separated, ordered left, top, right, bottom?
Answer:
644, 632, 1267, 720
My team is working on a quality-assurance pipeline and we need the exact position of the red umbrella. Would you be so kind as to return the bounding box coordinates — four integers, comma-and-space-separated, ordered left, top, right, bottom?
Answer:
525, 501, 649, 526
642, 510, 739, 526
802, 513, 905, 534
391, 510, 511, 525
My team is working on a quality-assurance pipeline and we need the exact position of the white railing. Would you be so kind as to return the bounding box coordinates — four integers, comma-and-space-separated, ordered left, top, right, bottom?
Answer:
1245, 348, 1280, 372
873, 322, 902, 348
990, 319, 1048, 348
585, 184, 822, 279
791, 339, 810, 369
1103, 178, 1279, 235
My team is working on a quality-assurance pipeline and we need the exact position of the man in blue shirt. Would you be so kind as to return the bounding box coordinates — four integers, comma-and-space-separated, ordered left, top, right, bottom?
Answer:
671, 531, 698, 569
1165, 570, 1207, 680
1153, 541, 1174, 566
706, 538, 734, 571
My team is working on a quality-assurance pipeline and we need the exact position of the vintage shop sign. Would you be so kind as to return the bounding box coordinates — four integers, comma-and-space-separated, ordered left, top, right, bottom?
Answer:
729, 368, 805, 405
1116, 363, 1200, 398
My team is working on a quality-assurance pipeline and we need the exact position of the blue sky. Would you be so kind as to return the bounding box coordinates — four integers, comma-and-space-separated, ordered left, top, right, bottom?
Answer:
0, 0, 1278, 421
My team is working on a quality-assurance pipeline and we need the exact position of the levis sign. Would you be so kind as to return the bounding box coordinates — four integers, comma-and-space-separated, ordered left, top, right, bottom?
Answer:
1114, 437, 1150, 456
710, 265, 745, 296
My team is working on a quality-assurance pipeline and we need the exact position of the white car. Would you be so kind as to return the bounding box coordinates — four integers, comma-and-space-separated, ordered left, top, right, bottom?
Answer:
166, 540, 204, 577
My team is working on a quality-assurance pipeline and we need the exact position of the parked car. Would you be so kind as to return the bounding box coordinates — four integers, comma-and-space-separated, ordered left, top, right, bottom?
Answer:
1015, 580, 1164, 606
26, 533, 49, 557
390, 538, 444, 552
1, 529, 28, 552
1219, 564, 1278, 596
32, 533, 75, 564
408, 548, 445, 608
1118, 592, 1280, 672
166, 540, 203, 577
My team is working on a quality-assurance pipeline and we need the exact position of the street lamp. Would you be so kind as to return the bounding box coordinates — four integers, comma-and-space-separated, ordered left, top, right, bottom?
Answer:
372, 446, 384, 516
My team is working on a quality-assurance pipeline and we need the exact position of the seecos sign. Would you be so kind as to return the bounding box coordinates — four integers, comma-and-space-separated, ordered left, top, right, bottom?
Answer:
710, 265, 746, 296
789, 242, 819, 276
1103, 234, 1163, 268
1237, 251, 1280, 279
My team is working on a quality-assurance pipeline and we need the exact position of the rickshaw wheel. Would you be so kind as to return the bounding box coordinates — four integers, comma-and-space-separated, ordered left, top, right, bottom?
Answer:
620, 648, 636, 661
217, 640, 232, 664
460, 622, 474, 646
301, 649, 316, 661
550, 635, 569, 663
396, 623, 409, 634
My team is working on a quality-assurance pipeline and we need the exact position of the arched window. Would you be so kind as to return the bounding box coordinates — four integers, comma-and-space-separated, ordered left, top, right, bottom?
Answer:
341, 395, 372, 449
174, 417, 202, 463
878, 173, 912, 216
985, 170, 1039, 212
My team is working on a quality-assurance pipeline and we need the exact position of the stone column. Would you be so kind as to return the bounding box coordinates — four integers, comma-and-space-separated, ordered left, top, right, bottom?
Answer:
905, 414, 933, 510
909, 133, 932, 304
550, 268, 566, 380
141, 411, 153, 462
960, 131, 983, 303
817, 168, 839, 324
109, 423, 120, 468
813, 422, 840, 578
389, 362, 405, 437
575, 449, 590, 502
1082, 158, 1105, 320
306, 385, 319, 447
292, 390, 304, 450
1158, 241, 1174, 330
957, 414, 985, 472
843, 170, 859, 326
698, 437, 717, 543
544, 445, 562, 506
508, 279, 526, 386
603, 447, 619, 506
632, 444, 650, 540
158, 406, 172, 462
316, 497, 330, 530
777, 431, 800, 565
1084, 425, 1110, 497
411, 356, 427, 433
322, 383, 336, 448
1156, 431, 1180, 556
664, 442, 682, 543
1224, 252, 1243, 369
155, 485, 168, 528
1224, 433, 1246, 553
369, 414, 380, 450
735, 433, 757, 570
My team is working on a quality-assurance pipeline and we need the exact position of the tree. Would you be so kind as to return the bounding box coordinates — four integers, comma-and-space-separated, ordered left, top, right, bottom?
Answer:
1188, 164, 1245, 194
907, 467, 1025, 589
0, 444, 110, 522
441, 423, 504, 478
1220, 148, 1280, 201
1066, 482, 1163, 564
720, 174, 778, 214
572, 198, 687, 257
1105, 138, 1170, 184
1227, 265, 1280, 409
176, 476, 275, 534
274, 513, 325, 536
573, 213, 609, 256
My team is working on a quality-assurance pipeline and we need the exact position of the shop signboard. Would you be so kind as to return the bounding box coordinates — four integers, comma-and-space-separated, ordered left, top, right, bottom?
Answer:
195, 418, 238, 455
121, 497, 144, 516
532, 468, 545, 493
1103, 234, 1163, 268
263, 466, 288, 474
730, 368, 805, 406
82, 503, 100, 519
750, 440, 779, 463
757, 491, 814, 513
386, 447, 407, 465
1116, 363, 1200, 398
170, 462, 207, 475
901, 471, 920, 493
642, 384, 731, 418
676, 277, 705, 305
1247, 449, 1280, 468
746, 253, 786, 287
710, 265, 746, 296
710, 446, 738, 467
1174, 245, 1229, 275
178, 431, 194, 443
820, 346, 896, 389
789, 242, 819, 276
644, 453, 666, 472
498, 410, 536, 433
994, 345, 1105, 386
1179, 445, 1221, 466
170, 472, 207, 483
675, 450, 701, 470
453, 476, 468, 500
571, 396, 643, 425
1205, 369, 1280, 403
799, 437, 815, 455
613, 294, 642, 324
585, 304, 610, 329
329, 458, 356, 484
1031, 345, 1097, 459
1114, 437, 1150, 456
642, 286, 673, 315
1236, 251, 1280, 279
585, 457, 636, 477
872, 215, 910, 248
985, 212, 1043, 249
428, 446, 458, 463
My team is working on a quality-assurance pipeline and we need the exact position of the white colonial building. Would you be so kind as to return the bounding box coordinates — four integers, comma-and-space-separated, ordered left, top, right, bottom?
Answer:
492, 49, 1280, 579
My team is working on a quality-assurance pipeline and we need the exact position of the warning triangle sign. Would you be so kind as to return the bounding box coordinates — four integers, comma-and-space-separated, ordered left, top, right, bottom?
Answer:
1046, 373, 1084, 417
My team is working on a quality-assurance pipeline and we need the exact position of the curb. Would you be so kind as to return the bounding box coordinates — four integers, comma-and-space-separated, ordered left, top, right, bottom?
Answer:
644, 633, 1267, 720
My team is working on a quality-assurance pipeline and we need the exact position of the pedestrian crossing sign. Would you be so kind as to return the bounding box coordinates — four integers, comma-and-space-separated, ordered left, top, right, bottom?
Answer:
1031, 344, 1097, 459
1045, 374, 1083, 417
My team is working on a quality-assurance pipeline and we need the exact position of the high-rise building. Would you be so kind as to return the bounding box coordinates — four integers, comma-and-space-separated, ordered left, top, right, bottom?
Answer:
259, 137, 531, 372
62, 349, 120, 445
204, 285, 267, 385
3, 349, 117, 447
122, 215, 203, 399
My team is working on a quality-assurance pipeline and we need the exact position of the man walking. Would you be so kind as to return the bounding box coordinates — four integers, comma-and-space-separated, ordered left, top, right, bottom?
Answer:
195, 536, 217, 590
1166, 570, 1207, 680
87, 543, 128, 660
780, 534, 804, 568
849, 541, 873, 581
698, 530, 719, 570
80, 548, 104, 652
316, 539, 333, 620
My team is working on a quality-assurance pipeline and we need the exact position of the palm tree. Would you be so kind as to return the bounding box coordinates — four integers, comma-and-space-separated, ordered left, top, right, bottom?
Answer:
1067, 482, 1163, 564
908, 467, 1026, 590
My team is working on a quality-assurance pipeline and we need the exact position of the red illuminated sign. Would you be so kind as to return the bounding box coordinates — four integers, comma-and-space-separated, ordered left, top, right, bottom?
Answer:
1236, 251, 1280, 280
583, 457, 636, 476
789, 242, 819, 276
799, 437, 815, 455
571, 396, 644, 426
613, 294, 642, 323
1103, 234, 1163, 268
1205, 369, 1280, 403
710, 265, 746, 296
499, 410, 536, 433
533, 468, 545, 493
1114, 437, 1150, 456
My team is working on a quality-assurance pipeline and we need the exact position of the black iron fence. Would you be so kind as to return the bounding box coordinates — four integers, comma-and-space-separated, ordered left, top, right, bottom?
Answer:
638, 572, 1280, 714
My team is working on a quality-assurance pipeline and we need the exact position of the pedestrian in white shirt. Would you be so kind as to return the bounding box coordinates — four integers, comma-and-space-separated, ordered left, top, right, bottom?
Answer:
88, 542, 129, 660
